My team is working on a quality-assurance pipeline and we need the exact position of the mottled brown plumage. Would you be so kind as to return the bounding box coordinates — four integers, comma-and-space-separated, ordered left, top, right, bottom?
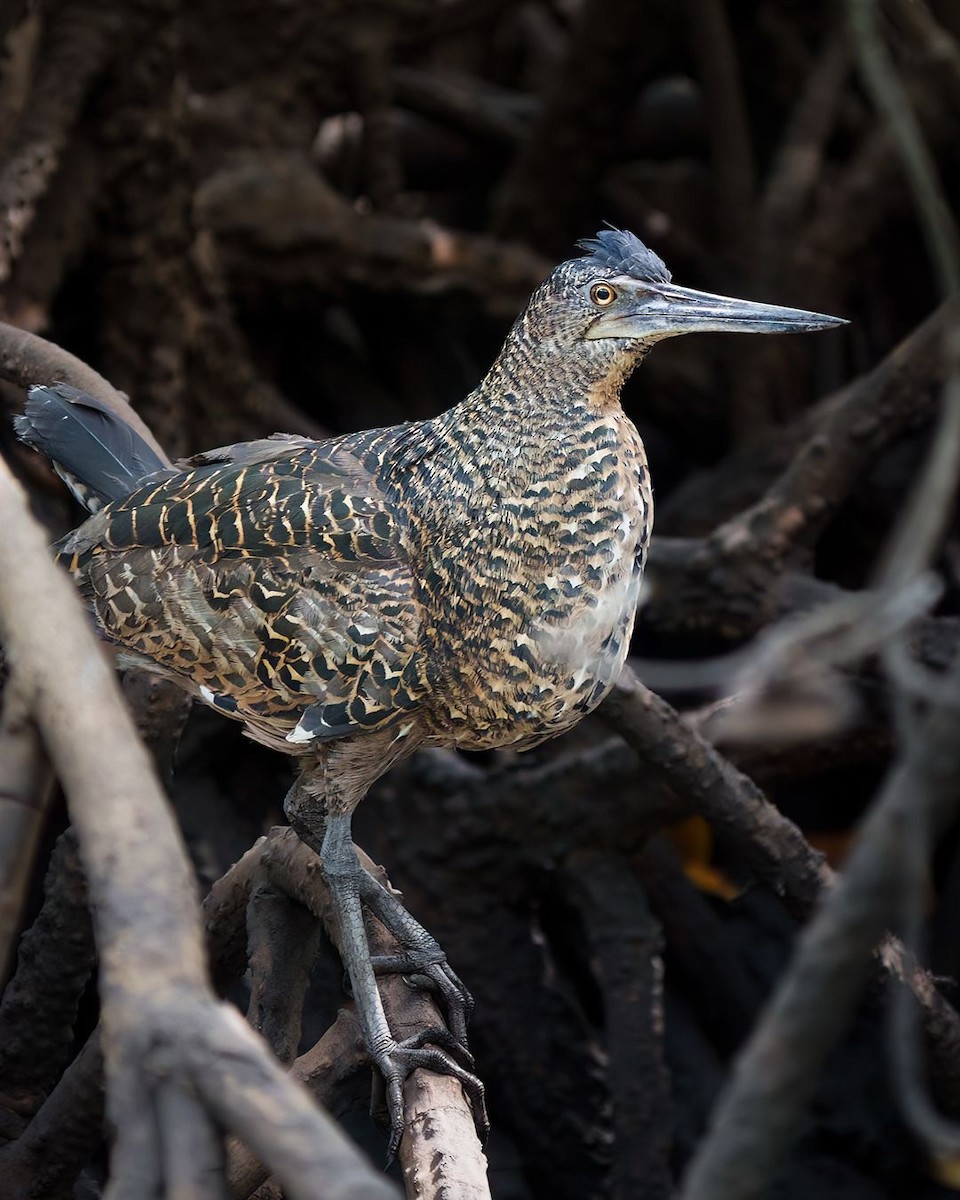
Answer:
16, 228, 845, 1151
55, 298, 654, 767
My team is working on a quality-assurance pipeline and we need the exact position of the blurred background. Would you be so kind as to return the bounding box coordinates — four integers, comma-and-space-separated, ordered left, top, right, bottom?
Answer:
2, 1, 960, 1198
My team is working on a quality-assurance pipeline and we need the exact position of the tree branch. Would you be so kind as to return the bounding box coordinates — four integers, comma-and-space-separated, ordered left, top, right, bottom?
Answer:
0, 452, 398, 1200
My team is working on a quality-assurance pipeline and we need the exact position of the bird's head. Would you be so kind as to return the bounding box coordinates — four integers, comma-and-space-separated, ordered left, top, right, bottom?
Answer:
512, 228, 846, 387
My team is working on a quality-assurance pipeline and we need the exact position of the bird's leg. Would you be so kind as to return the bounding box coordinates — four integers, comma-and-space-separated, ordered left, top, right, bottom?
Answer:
286, 789, 486, 1156
358, 871, 474, 1049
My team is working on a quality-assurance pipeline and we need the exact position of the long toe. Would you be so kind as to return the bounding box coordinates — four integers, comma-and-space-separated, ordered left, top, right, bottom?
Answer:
370, 951, 474, 1047
401, 1025, 475, 1068
376, 1037, 489, 1161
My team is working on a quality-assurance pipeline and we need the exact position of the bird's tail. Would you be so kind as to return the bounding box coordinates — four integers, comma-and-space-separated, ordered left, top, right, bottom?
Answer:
14, 383, 168, 513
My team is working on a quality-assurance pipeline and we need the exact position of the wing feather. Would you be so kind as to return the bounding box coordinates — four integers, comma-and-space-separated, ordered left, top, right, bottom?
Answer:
61, 442, 425, 748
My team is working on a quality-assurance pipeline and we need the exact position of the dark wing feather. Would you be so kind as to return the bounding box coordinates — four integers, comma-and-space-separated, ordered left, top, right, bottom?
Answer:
15, 384, 170, 511
59, 441, 425, 750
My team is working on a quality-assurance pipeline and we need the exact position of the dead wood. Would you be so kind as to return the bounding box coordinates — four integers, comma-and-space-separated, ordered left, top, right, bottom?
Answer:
205, 828, 492, 1200
0, 673, 53, 981
0, 454, 398, 1200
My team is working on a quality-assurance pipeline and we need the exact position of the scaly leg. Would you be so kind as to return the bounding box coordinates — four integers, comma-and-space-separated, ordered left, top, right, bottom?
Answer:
287, 789, 486, 1156
359, 870, 474, 1049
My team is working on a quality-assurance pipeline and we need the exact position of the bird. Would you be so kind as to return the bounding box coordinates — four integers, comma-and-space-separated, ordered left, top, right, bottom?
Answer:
14, 228, 845, 1151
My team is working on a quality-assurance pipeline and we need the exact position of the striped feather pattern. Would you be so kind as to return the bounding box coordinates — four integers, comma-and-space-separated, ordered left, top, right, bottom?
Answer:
32, 244, 656, 790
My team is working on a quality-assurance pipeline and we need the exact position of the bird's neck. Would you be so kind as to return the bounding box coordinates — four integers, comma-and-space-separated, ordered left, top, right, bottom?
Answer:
453, 334, 645, 432
414, 337, 645, 502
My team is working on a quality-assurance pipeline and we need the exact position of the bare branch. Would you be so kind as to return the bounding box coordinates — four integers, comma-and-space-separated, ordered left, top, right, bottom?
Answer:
677, 661, 960, 1200
0, 0, 120, 287
0, 1035, 105, 1198
849, 0, 960, 295
226, 1011, 366, 1199
204, 828, 491, 1199
0, 454, 398, 1200
0, 673, 54, 979
0, 831, 94, 1112
246, 882, 321, 1065
195, 156, 551, 317
565, 852, 672, 1200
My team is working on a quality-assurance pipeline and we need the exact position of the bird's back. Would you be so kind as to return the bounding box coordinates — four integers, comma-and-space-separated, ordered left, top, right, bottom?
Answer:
54, 423, 431, 751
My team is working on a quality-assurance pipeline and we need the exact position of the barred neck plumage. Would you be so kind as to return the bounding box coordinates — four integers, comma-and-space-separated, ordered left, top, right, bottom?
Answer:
435, 317, 648, 453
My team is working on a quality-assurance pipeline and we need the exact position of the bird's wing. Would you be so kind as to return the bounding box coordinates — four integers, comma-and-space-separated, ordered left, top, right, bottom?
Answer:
58, 441, 426, 746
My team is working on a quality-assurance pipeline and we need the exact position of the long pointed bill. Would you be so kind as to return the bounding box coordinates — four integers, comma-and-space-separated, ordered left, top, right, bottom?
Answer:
586, 282, 848, 340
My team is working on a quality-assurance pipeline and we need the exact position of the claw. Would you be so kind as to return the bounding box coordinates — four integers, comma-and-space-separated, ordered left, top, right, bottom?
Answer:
307, 816, 486, 1164
375, 1037, 489, 1162
370, 950, 474, 1048
402, 1025, 476, 1069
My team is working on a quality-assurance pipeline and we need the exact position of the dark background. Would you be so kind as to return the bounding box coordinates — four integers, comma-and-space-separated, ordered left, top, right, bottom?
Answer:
1, 1, 960, 1197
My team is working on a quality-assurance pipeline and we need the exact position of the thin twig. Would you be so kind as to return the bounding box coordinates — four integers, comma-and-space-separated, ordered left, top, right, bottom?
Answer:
849, 0, 960, 295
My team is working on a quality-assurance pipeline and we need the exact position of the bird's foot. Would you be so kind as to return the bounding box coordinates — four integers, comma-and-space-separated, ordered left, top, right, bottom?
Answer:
360, 872, 474, 1049
372, 1033, 489, 1161
302, 812, 486, 1158
370, 948, 474, 1049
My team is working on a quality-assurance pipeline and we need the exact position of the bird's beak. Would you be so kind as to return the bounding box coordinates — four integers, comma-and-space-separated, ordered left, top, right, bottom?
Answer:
586, 282, 848, 341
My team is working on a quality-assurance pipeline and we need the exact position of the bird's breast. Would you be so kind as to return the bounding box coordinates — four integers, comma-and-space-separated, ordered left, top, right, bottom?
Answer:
417, 413, 652, 750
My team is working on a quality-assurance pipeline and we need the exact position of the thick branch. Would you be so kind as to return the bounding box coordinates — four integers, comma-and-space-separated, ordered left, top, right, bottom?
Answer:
245, 883, 320, 1065
195, 156, 550, 317
0, 1035, 105, 1198
0, 0, 119, 286
602, 667, 960, 1113
203, 829, 491, 1199
565, 852, 672, 1200
0, 673, 54, 981
0, 831, 93, 1114
0, 454, 397, 1200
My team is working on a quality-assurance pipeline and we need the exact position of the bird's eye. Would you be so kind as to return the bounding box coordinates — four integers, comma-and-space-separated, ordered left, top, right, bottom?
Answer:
590, 282, 617, 307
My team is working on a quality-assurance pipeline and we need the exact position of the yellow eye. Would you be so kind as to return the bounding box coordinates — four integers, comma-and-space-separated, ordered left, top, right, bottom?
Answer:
590, 282, 617, 307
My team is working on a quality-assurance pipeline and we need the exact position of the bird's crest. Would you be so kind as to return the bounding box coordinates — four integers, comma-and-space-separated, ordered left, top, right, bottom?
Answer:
577, 228, 671, 283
